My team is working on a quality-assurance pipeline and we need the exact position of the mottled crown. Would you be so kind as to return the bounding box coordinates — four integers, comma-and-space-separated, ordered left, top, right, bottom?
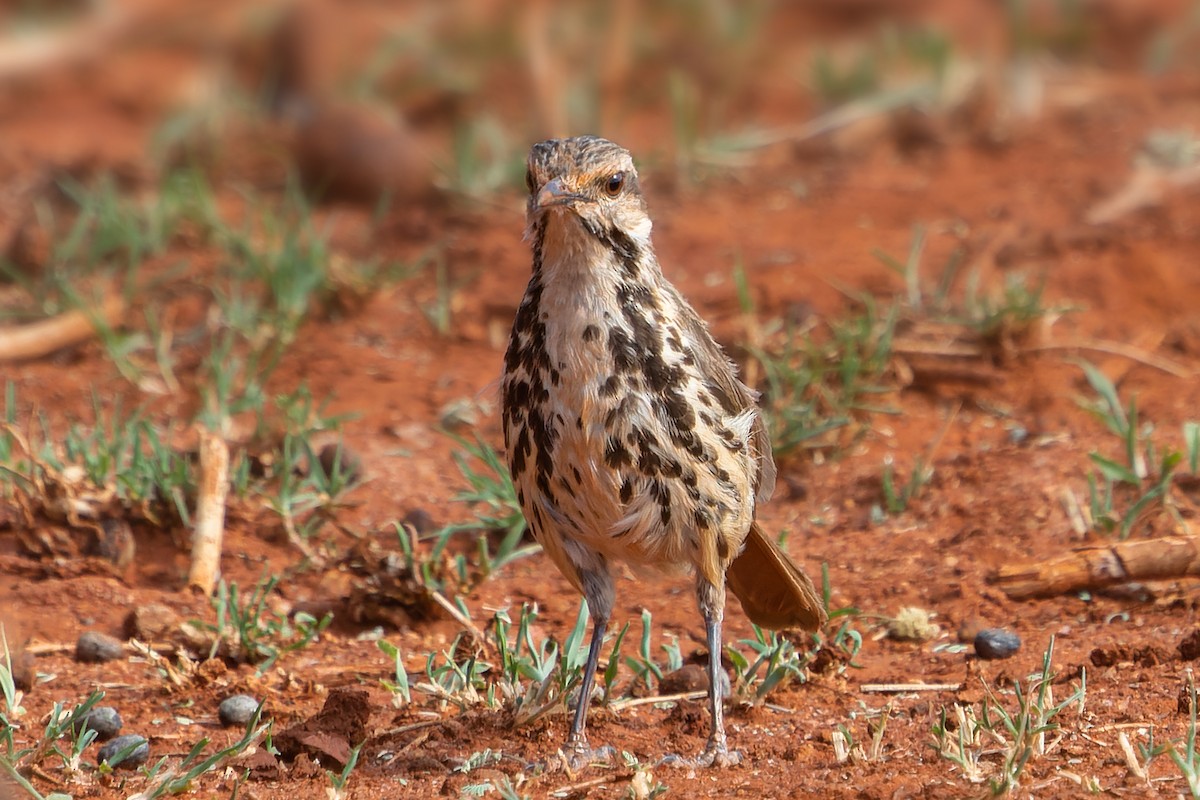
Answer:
526, 136, 641, 194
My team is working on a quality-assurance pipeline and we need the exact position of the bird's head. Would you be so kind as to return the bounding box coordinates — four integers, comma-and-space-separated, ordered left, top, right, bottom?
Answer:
524, 136, 651, 255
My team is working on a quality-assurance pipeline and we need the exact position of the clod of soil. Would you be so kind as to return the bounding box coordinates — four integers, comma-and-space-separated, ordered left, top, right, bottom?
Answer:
1178, 628, 1200, 661
1091, 644, 1170, 668
74, 631, 124, 663
89, 519, 135, 568
274, 687, 370, 771
96, 734, 149, 769
73, 706, 122, 741
973, 628, 1021, 660
660, 663, 731, 699
400, 508, 436, 535
218, 694, 261, 728
9, 646, 34, 692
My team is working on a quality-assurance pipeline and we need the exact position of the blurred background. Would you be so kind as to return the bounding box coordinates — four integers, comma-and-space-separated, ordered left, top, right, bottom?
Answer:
1, 0, 1197, 210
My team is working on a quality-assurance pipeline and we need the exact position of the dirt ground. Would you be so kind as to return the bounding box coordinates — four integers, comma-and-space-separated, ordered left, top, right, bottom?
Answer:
3, 0, 1200, 798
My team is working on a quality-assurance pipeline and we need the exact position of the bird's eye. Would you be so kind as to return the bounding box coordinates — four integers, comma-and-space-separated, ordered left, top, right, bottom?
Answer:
604, 172, 625, 197
525, 169, 536, 194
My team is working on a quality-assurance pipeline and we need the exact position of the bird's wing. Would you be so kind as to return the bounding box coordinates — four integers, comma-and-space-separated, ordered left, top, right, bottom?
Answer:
675, 294, 776, 507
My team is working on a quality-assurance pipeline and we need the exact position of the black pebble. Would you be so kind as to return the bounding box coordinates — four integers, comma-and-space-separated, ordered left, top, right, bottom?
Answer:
73, 706, 122, 740
75, 631, 124, 663
97, 734, 149, 769
218, 694, 261, 727
974, 628, 1021, 660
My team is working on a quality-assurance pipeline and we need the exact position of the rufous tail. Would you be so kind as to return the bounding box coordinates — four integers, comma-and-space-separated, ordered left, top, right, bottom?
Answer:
726, 522, 827, 631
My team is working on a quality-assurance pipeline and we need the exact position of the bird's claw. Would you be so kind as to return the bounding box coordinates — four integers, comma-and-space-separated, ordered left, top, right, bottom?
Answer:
659, 744, 742, 769
536, 742, 616, 775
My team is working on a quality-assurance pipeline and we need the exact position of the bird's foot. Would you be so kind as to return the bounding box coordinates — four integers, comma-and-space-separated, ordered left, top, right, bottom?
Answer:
536, 740, 616, 775
659, 742, 742, 769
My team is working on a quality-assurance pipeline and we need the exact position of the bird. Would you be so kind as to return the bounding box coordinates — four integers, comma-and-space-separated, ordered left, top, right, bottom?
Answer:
501, 135, 827, 769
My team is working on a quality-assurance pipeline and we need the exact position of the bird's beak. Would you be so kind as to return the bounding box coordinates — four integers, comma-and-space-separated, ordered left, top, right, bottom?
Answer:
535, 177, 584, 210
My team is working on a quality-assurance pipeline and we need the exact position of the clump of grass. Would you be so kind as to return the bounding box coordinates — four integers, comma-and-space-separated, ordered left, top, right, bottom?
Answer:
809, 24, 954, 109
932, 637, 1086, 794
621, 609, 678, 695
1073, 360, 1198, 539
0, 690, 104, 800
407, 437, 539, 597
324, 741, 364, 800
128, 704, 269, 800
727, 625, 810, 702
0, 393, 195, 529
747, 294, 899, 457
439, 116, 524, 200
875, 225, 1063, 345
877, 454, 934, 518
198, 575, 331, 674
1163, 672, 1200, 797
0, 382, 359, 548
376, 602, 594, 722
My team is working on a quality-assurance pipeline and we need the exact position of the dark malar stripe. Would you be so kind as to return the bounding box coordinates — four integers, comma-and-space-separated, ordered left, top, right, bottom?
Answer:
583, 219, 643, 277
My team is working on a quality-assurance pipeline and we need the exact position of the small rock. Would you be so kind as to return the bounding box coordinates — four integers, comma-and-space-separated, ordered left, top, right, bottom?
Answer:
660, 663, 731, 699
1007, 425, 1029, 445
218, 694, 261, 728
73, 706, 122, 740
957, 618, 987, 643
974, 628, 1021, 660
124, 603, 181, 642
75, 631, 124, 663
317, 442, 362, 484
97, 734, 149, 769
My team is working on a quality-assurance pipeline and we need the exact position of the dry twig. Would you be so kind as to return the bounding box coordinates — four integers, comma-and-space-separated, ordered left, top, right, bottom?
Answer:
188, 430, 230, 595
0, 295, 126, 363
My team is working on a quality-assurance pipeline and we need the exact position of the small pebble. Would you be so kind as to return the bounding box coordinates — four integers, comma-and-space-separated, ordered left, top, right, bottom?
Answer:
75, 631, 124, 663
317, 442, 362, 484
218, 694, 261, 727
97, 734, 149, 769
660, 663, 731, 700
123, 603, 181, 641
73, 706, 122, 740
974, 628, 1022, 660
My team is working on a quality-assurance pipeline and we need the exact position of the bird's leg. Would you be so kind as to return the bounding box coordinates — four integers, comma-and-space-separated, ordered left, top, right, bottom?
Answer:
696, 578, 741, 767
661, 577, 740, 769
559, 566, 616, 771
564, 612, 609, 763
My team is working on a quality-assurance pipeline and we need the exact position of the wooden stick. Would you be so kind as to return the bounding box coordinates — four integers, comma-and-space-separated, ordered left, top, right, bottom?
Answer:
992, 535, 1200, 599
0, 295, 126, 362
24, 640, 180, 657
188, 430, 230, 595
1024, 339, 1194, 379
1087, 163, 1200, 226
860, 682, 963, 693
1119, 731, 1148, 782
608, 690, 706, 712
429, 591, 492, 653
0, 5, 129, 79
